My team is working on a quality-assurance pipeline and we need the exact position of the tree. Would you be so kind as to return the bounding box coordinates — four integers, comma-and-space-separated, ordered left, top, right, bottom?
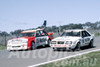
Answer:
0, 31, 9, 36
10, 29, 23, 36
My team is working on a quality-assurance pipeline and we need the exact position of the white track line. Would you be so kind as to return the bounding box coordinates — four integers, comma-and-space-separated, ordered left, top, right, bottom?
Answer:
28, 49, 100, 67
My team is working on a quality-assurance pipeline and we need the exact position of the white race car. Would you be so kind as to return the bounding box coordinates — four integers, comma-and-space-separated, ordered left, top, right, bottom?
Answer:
51, 29, 94, 51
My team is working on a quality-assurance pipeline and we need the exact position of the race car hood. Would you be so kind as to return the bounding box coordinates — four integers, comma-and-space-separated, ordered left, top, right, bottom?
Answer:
8, 37, 35, 43
52, 36, 81, 41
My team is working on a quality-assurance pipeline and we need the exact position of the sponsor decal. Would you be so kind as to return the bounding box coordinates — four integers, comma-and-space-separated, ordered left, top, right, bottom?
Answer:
54, 45, 67, 47
36, 38, 47, 44
85, 38, 90, 42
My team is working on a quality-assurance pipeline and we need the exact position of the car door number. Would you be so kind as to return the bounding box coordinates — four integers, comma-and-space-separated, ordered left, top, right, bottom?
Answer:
84, 38, 90, 42
36, 38, 46, 44
82, 38, 90, 44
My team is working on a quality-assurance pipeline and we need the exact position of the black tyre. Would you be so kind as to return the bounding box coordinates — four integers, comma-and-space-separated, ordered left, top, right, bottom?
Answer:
53, 49, 56, 51
30, 42, 36, 50
47, 39, 51, 47
73, 42, 81, 51
88, 40, 94, 48
53, 48, 57, 51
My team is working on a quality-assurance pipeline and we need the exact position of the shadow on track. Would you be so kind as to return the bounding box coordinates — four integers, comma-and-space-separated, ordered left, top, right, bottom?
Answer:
81, 46, 96, 50
53, 46, 96, 52
9, 45, 50, 52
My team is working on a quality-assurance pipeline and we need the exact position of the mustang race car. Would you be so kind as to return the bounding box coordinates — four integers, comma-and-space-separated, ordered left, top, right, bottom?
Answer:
50, 29, 94, 51
7, 29, 53, 51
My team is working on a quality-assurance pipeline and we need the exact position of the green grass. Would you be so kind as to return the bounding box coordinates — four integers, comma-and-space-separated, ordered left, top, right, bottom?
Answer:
39, 51, 100, 67
0, 45, 6, 50
95, 33, 100, 36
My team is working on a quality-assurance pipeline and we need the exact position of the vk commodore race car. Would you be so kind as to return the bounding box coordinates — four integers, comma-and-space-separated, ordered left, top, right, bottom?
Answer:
7, 29, 53, 51
50, 29, 94, 51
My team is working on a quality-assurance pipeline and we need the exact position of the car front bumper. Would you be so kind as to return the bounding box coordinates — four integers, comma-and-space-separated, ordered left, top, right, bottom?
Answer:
52, 46, 72, 50
51, 44, 75, 50
7, 44, 28, 51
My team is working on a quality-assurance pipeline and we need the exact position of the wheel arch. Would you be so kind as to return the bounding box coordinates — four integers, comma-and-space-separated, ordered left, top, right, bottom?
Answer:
27, 39, 35, 49
74, 40, 81, 48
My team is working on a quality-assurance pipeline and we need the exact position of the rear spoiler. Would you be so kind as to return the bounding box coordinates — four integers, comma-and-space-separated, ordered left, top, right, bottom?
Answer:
48, 32, 53, 35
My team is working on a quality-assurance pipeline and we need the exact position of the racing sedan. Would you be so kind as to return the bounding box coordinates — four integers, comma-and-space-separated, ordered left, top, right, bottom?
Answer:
50, 29, 94, 51
7, 29, 53, 51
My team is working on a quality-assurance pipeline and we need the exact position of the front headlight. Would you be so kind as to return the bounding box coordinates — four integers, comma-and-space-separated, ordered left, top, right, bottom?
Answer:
65, 41, 72, 45
51, 41, 56, 44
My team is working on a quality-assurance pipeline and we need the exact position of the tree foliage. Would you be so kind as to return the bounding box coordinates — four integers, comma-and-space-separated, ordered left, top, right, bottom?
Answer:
0, 31, 9, 36
0, 21, 100, 36
10, 29, 23, 36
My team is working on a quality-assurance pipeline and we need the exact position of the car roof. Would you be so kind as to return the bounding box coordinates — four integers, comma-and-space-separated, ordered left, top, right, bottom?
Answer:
21, 29, 44, 33
21, 30, 36, 33
64, 29, 86, 32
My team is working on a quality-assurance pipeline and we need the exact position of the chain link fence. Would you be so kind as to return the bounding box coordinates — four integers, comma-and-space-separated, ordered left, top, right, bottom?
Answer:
0, 36, 15, 46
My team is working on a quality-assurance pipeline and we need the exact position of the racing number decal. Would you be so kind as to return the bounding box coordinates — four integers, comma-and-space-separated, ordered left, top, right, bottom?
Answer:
82, 39, 84, 43
36, 38, 40, 44
36, 38, 46, 44
40, 38, 46, 42
84, 38, 90, 42
82, 38, 90, 45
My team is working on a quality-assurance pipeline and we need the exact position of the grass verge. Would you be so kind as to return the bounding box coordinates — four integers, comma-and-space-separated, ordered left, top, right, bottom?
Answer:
0, 45, 6, 50
39, 51, 100, 67
95, 33, 100, 36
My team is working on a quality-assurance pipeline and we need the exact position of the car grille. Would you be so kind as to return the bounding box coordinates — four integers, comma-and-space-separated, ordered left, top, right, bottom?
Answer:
12, 46, 21, 48
57, 41, 64, 44
51, 41, 56, 44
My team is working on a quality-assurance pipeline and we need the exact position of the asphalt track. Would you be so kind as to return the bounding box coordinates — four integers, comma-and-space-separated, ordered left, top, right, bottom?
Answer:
0, 36, 100, 67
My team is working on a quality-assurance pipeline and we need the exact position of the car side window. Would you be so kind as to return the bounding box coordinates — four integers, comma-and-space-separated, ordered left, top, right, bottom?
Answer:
84, 31, 91, 36
36, 31, 41, 37
40, 30, 48, 36
82, 31, 87, 37
82, 31, 91, 37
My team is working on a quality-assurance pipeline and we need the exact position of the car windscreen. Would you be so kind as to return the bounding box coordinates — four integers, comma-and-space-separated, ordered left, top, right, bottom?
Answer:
18, 32, 35, 37
61, 31, 80, 37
